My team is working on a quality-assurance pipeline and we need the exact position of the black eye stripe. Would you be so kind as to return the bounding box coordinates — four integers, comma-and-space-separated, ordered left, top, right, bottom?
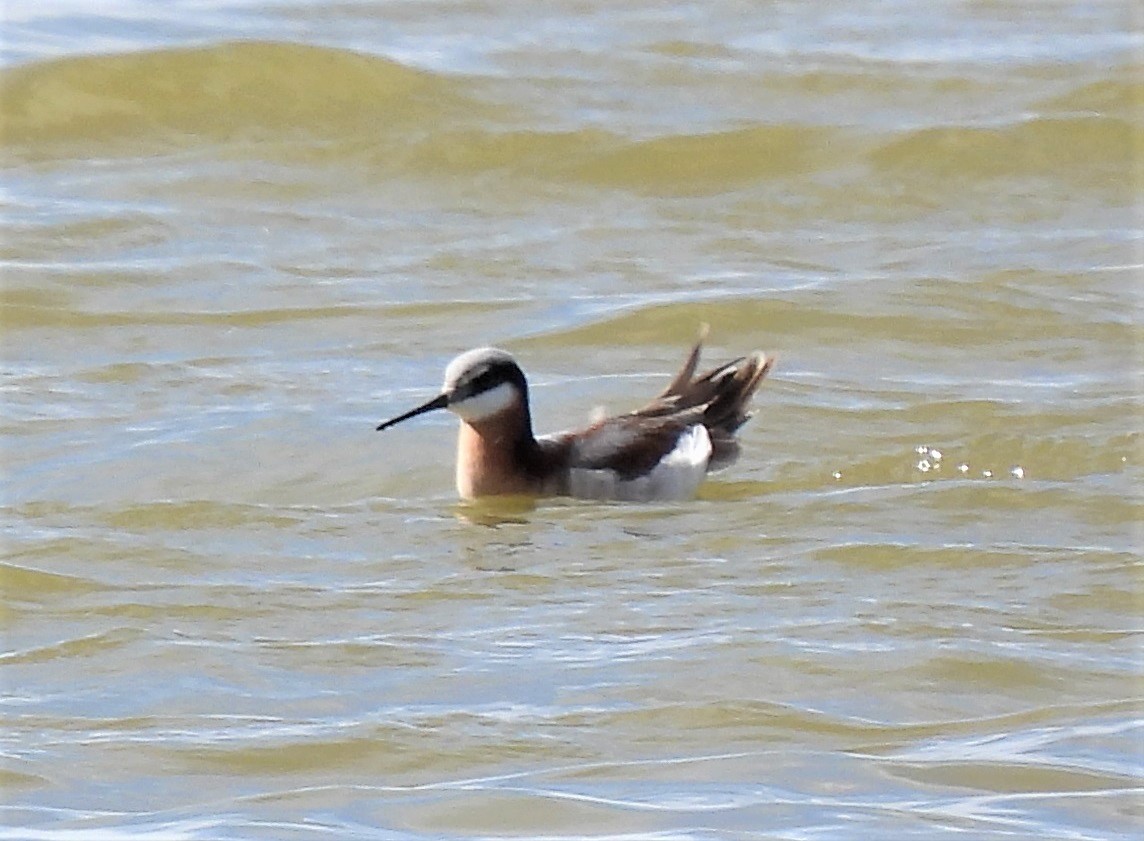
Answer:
453, 358, 526, 398
460, 366, 502, 395
472, 368, 497, 389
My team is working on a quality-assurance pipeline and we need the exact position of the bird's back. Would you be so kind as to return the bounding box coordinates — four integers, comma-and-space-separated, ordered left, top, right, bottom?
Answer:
538, 330, 773, 500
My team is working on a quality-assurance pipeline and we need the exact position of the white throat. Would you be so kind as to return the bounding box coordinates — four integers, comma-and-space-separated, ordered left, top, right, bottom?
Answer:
448, 381, 519, 423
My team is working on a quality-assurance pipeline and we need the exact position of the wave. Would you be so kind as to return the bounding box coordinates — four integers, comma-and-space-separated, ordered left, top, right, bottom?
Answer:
2, 41, 1136, 196
0, 40, 474, 156
871, 114, 1137, 189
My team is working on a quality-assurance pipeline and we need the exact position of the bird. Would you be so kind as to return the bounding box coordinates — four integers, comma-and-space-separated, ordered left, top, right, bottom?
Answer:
376, 327, 773, 501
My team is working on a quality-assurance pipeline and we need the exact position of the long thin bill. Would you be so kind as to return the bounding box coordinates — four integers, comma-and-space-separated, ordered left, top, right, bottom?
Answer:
376, 393, 449, 431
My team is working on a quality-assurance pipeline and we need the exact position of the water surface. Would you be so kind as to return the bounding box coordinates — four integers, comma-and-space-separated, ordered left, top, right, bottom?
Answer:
2, 1, 1141, 839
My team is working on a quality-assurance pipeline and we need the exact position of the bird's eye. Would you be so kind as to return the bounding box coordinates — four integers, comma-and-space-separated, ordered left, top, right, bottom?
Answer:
465, 367, 497, 393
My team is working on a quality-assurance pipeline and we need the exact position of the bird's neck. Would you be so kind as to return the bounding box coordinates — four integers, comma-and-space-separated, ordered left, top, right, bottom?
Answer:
454, 405, 542, 499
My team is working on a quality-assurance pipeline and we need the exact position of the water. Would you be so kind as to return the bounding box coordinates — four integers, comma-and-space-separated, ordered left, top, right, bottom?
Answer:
2, 1, 1141, 838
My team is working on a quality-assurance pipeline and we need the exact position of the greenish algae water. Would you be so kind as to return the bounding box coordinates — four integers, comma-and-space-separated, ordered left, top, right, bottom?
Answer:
1, 2, 1141, 839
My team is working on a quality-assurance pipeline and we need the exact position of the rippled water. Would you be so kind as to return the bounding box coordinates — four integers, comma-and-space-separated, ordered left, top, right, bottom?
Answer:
2, 1, 1142, 839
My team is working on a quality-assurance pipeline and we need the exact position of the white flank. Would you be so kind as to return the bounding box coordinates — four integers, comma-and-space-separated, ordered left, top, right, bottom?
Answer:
566, 424, 712, 502
448, 381, 517, 422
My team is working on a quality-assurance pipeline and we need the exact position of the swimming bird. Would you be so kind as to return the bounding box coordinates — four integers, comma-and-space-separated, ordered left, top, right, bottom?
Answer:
376, 328, 773, 501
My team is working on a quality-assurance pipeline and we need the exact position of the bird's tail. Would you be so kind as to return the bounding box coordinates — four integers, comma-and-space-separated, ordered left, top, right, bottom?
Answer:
639, 325, 774, 469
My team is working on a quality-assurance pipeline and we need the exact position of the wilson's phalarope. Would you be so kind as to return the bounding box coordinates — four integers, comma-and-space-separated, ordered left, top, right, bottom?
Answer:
376, 328, 773, 501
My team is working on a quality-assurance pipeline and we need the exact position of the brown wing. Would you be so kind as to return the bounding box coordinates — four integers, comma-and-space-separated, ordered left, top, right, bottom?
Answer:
632, 327, 773, 468
539, 328, 773, 482
544, 414, 699, 481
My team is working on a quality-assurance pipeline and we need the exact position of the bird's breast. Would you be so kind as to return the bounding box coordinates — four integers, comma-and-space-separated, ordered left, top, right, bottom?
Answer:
454, 422, 544, 499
